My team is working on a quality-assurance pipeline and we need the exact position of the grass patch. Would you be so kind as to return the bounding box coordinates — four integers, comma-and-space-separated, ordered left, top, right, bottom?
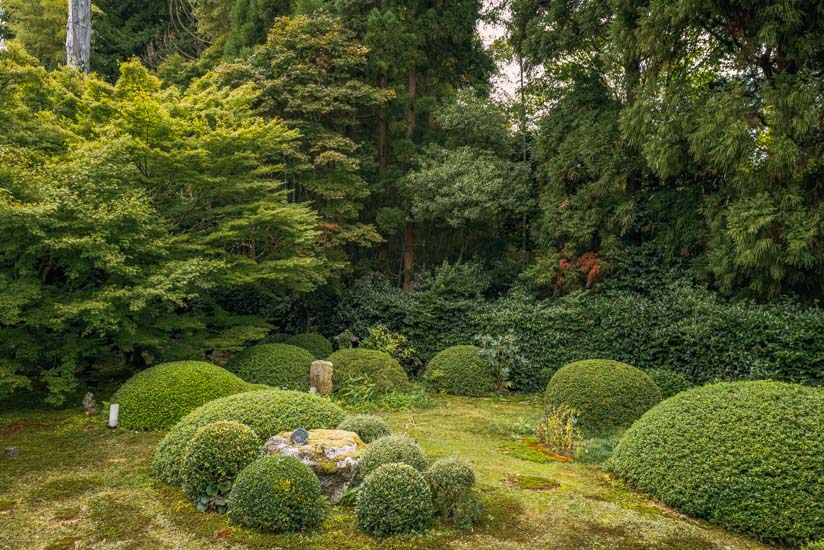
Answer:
501, 475, 560, 491
0, 397, 772, 549
29, 476, 104, 503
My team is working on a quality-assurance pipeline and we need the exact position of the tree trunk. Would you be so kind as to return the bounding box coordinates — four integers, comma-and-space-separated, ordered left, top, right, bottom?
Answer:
402, 222, 415, 292
378, 72, 388, 177
66, 0, 91, 72
402, 65, 417, 292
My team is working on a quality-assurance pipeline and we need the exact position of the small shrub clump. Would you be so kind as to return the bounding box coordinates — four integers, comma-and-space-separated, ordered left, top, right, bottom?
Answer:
327, 349, 408, 395
356, 463, 432, 536
225, 344, 314, 390
285, 333, 333, 359
544, 359, 662, 430
608, 381, 824, 545
228, 455, 325, 533
645, 368, 693, 398
337, 415, 390, 443
111, 361, 250, 430
180, 421, 260, 512
427, 456, 482, 527
423, 345, 495, 396
152, 389, 345, 486
357, 435, 427, 482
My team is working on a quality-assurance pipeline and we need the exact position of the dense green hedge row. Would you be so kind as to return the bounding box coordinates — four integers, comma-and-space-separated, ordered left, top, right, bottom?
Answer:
333, 277, 824, 392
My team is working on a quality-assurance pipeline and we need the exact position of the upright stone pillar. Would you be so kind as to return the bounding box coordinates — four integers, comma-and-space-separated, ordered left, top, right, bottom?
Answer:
310, 360, 333, 396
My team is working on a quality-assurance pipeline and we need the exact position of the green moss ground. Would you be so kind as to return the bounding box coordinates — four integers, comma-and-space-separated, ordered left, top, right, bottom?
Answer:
0, 396, 769, 549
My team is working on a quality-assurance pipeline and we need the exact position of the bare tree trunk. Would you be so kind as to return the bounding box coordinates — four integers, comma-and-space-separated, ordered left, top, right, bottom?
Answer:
402, 222, 415, 292
66, 0, 91, 72
402, 66, 417, 292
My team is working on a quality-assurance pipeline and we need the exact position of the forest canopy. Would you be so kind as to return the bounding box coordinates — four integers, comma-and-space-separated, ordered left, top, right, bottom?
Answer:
1, 0, 823, 403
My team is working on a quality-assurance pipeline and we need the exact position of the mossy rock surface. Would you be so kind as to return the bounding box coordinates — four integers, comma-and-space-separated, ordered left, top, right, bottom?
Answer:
544, 359, 661, 430
609, 381, 824, 545
111, 361, 250, 430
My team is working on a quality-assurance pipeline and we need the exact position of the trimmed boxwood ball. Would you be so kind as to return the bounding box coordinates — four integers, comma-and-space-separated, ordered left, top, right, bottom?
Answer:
356, 435, 427, 482
608, 381, 824, 545
152, 389, 346, 486
111, 361, 251, 430
228, 455, 325, 533
337, 414, 390, 443
426, 456, 481, 527
180, 421, 260, 508
286, 333, 333, 359
327, 349, 408, 395
225, 343, 314, 390
356, 463, 432, 536
423, 345, 495, 396
544, 359, 661, 430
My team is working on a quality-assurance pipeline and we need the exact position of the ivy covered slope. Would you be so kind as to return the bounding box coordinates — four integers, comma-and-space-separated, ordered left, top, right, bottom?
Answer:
609, 381, 824, 545
153, 389, 345, 486
111, 361, 251, 430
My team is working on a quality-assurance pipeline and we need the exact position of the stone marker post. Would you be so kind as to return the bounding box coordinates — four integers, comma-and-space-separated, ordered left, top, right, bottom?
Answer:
310, 360, 333, 396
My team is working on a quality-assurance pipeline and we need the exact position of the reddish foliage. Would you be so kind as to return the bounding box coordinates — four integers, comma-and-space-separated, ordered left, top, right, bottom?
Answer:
575, 252, 602, 288
316, 222, 340, 248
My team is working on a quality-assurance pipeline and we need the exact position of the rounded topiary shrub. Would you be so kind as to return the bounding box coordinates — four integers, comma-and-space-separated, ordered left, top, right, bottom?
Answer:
259, 332, 290, 344
286, 333, 333, 359
152, 389, 345, 486
645, 368, 693, 399
111, 361, 251, 430
228, 455, 325, 533
544, 359, 661, 430
423, 345, 495, 396
180, 420, 260, 511
337, 414, 390, 443
225, 344, 314, 390
357, 435, 427, 482
326, 349, 408, 395
608, 381, 824, 545
356, 463, 431, 536
427, 456, 481, 528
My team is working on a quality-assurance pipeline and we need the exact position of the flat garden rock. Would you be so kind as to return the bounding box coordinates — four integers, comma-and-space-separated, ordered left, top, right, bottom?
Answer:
263, 429, 364, 503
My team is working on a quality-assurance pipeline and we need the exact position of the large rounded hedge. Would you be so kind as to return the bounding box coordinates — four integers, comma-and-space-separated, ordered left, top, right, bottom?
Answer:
327, 349, 408, 395
544, 359, 661, 430
423, 345, 495, 396
286, 333, 333, 359
181, 420, 260, 509
225, 344, 314, 390
356, 435, 427, 482
152, 389, 346, 486
356, 463, 432, 536
609, 381, 824, 545
111, 361, 251, 430
228, 455, 325, 533
337, 414, 390, 443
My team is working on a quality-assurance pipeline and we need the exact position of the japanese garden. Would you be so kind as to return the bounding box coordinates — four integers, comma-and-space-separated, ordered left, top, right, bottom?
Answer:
1, 0, 823, 548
